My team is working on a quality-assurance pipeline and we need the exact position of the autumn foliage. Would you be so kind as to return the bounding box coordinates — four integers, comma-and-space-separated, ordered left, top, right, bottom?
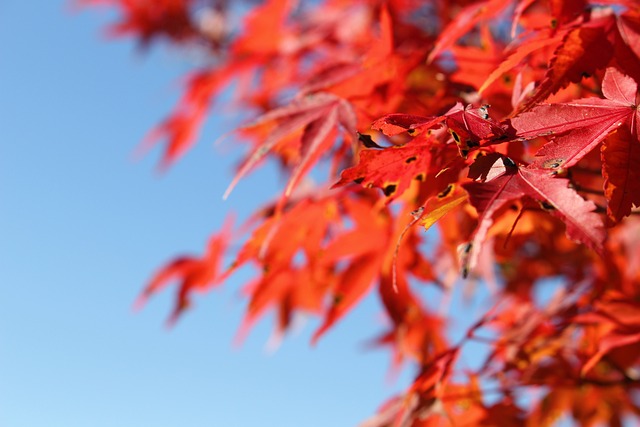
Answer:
86, 0, 640, 425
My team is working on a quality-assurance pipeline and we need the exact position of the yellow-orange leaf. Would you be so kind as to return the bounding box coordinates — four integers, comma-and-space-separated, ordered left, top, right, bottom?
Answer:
419, 184, 468, 231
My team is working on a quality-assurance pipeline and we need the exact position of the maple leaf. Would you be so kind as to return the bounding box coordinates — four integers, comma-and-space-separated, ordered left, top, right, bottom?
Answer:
602, 127, 640, 224
299, 5, 425, 121
449, 30, 504, 92
371, 103, 507, 159
521, 15, 616, 109
370, 113, 443, 137
518, 167, 605, 251
574, 293, 640, 375
230, 196, 340, 340
142, 66, 243, 168
333, 133, 436, 202
462, 156, 605, 277
427, 0, 512, 64
224, 92, 356, 200
617, 10, 640, 61
135, 217, 233, 325
443, 103, 507, 158
478, 30, 565, 95
231, 0, 293, 56
80, 0, 197, 45
511, 67, 639, 171
311, 195, 392, 343
230, 193, 408, 345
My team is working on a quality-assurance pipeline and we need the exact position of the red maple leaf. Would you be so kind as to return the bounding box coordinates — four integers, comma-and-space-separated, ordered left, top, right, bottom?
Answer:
512, 67, 640, 222
520, 15, 616, 109
463, 156, 605, 277
602, 126, 640, 223
574, 291, 640, 375
427, 0, 512, 64
224, 92, 356, 200
512, 67, 638, 171
332, 132, 437, 202
80, 0, 198, 44
135, 217, 233, 325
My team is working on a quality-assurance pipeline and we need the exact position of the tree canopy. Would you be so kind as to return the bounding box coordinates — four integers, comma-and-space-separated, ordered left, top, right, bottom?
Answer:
85, 0, 640, 425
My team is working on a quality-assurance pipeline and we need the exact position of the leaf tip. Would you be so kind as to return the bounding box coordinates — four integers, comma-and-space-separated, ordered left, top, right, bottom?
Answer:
132, 295, 147, 312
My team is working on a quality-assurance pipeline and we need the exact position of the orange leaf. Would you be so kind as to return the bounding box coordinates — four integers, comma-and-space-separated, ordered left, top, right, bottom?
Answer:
419, 184, 468, 231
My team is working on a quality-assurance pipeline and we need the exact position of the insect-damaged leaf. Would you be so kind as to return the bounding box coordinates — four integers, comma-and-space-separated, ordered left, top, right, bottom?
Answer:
444, 103, 507, 158
333, 133, 435, 201
371, 113, 444, 137
372, 103, 506, 158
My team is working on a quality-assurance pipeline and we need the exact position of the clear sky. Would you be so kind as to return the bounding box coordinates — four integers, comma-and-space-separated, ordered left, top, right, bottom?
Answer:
0, 2, 427, 426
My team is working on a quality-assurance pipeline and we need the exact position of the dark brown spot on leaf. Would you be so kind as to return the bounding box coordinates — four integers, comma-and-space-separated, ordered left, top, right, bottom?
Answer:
383, 184, 397, 196
540, 201, 555, 211
357, 132, 383, 149
411, 206, 424, 219
438, 184, 453, 198
450, 130, 461, 143
479, 105, 490, 119
504, 157, 517, 168
405, 156, 417, 164
353, 177, 364, 184
415, 173, 425, 181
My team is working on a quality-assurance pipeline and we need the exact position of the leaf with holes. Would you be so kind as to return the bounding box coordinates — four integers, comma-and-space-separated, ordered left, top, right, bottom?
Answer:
333, 133, 436, 201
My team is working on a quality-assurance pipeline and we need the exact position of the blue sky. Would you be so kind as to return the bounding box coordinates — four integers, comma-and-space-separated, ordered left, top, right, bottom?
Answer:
0, 2, 425, 426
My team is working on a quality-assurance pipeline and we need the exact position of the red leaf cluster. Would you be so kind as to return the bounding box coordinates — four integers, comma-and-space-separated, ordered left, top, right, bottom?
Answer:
87, 0, 640, 424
